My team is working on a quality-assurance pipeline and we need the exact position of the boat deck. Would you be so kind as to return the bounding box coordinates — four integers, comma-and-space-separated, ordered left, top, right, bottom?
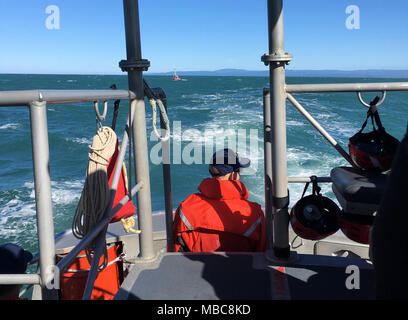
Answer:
51, 209, 374, 300
114, 251, 374, 300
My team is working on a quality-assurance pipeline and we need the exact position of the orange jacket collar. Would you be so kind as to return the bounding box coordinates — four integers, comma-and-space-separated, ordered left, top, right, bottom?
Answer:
198, 178, 249, 200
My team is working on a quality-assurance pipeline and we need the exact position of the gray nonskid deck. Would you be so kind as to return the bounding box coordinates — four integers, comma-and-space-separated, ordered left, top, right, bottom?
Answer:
115, 251, 374, 300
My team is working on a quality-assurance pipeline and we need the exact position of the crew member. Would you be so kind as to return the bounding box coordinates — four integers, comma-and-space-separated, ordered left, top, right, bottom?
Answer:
173, 148, 266, 252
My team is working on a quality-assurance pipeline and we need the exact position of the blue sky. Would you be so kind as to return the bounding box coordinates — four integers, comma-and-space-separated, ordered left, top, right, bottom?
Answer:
0, 0, 407, 74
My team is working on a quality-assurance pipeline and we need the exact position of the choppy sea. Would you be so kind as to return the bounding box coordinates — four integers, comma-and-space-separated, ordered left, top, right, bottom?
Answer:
1, 74, 407, 255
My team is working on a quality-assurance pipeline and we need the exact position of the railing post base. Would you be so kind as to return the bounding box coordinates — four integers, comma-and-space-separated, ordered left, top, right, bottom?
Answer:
265, 249, 299, 266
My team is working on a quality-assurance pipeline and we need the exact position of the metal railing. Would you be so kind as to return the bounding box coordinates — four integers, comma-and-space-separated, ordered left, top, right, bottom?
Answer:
286, 82, 408, 93
0, 89, 155, 299
262, 0, 408, 261
263, 81, 408, 260
0, 89, 135, 106
284, 81, 408, 177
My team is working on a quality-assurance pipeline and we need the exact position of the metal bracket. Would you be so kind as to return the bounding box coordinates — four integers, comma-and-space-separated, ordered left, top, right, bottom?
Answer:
273, 195, 289, 210
261, 52, 293, 66
265, 248, 298, 265
119, 58, 150, 72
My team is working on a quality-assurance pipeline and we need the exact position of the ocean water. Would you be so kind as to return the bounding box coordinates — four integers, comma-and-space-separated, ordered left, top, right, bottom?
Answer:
0, 74, 407, 255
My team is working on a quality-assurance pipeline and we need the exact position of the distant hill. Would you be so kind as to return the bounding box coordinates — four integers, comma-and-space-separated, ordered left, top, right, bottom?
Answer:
148, 68, 265, 77
287, 69, 408, 78
147, 68, 408, 78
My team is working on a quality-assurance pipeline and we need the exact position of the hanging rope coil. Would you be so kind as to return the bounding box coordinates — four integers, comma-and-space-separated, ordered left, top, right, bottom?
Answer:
149, 97, 170, 141
72, 126, 118, 269
143, 79, 171, 142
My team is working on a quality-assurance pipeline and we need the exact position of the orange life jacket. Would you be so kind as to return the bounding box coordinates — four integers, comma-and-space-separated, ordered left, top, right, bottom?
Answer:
173, 178, 266, 252
107, 138, 136, 223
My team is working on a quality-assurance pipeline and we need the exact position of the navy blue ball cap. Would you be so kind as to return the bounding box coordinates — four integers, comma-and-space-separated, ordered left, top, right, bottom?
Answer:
0, 243, 33, 274
210, 148, 251, 176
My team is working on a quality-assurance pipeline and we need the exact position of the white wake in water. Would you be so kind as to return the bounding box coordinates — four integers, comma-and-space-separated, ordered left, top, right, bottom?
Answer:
0, 179, 84, 246
0, 123, 19, 130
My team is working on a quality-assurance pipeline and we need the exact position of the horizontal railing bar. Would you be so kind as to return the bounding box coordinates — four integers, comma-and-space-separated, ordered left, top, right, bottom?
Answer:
0, 274, 41, 285
56, 182, 143, 273
288, 176, 332, 183
286, 82, 408, 93
0, 90, 136, 107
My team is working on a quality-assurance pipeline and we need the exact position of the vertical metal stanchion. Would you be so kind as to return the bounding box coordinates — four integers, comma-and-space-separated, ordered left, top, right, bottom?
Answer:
263, 87, 274, 250
120, 0, 155, 260
29, 101, 58, 299
261, 0, 295, 261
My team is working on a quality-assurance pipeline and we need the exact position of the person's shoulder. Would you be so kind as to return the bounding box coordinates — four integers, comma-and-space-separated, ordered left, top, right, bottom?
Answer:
179, 192, 204, 207
246, 200, 264, 213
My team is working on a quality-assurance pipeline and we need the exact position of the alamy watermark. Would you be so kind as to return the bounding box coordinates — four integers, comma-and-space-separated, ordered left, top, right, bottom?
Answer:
345, 264, 360, 290
45, 265, 60, 290
345, 5, 360, 30
149, 121, 260, 175
45, 5, 60, 30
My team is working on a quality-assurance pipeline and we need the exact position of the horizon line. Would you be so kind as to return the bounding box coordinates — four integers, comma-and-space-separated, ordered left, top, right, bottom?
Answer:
1, 68, 408, 77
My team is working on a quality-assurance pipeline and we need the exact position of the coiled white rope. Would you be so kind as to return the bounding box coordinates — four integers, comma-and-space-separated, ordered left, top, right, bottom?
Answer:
149, 98, 170, 142
72, 126, 118, 269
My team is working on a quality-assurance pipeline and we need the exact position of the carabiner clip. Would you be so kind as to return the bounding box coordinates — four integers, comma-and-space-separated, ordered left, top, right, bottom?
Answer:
357, 91, 386, 112
94, 100, 108, 121
94, 100, 108, 131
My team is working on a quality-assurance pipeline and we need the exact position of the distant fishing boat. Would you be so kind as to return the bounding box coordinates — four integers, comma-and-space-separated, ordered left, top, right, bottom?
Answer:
172, 68, 181, 81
